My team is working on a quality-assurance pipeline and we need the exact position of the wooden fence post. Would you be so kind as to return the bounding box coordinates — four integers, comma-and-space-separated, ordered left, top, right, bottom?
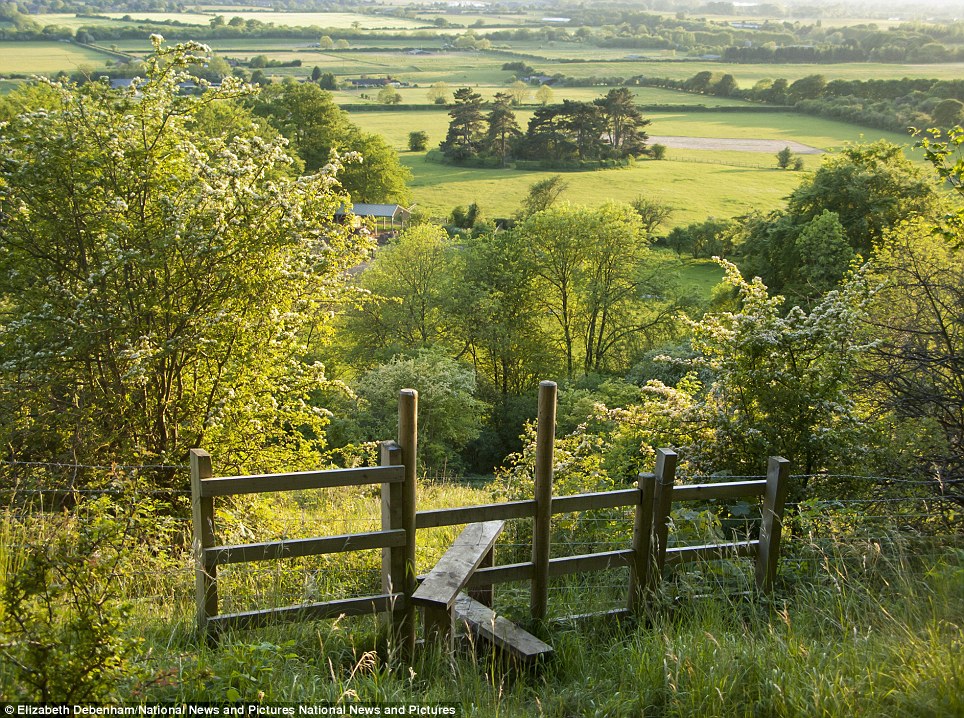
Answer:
628, 471, 656, 613
530, 380, 556, 621
380, 440, 406, 648
648, 448, 678, 591
756, 456, 791, 592
190, 449, 217, 642
398, 389, 418, 657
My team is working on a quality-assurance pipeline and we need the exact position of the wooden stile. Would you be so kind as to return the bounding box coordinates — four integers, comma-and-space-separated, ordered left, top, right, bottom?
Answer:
530, 380, 556, 621
453, 595, 553, 663
412, 521, 504, 651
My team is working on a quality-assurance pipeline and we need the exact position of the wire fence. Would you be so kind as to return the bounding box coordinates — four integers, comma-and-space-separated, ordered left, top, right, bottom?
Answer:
1, 459, 960, 616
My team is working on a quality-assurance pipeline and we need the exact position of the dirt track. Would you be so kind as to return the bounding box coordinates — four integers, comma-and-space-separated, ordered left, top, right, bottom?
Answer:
649, 135, 823, 154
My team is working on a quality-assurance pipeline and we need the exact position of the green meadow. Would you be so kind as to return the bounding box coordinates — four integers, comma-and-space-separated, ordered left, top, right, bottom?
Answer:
343, 104, 923, 221
336, 85, 757, 107
0, 41, 109, 74
544, 58, 964, 84
347, 107, 909, 152
396, 154, 805, 224
98, 11, 430, 30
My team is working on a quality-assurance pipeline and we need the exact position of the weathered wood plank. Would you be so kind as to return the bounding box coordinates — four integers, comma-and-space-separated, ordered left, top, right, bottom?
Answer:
531, 381, 556, 621
199, 465, 404, 497
649, 449, 679, 590
551, 488, 640, 514
414, 489, 637, 531
628, 472, 657, 613
665, 540, 759, 566
191, 449, 218, 641
206, 529, 407, 566
464, 549, 635, 588
756, 456, 791, 592
415, 500, 536, 529
208, 593, 403, 632
548, 550, 634, 577
379, 440, 408, 651
672, 480, 766, 502
398, 390, 419, 659
412, 520, 505, 610
467, 546, 494, 607
454, 594, 553, 662
465, 561, 534, 588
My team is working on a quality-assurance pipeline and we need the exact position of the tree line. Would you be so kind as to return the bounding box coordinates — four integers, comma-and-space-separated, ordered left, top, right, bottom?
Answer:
438, 87, 653, 168
637, 71, 964, 135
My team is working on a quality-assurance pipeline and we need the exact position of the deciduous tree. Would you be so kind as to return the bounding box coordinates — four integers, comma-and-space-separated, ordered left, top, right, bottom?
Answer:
0, 40, 370, 476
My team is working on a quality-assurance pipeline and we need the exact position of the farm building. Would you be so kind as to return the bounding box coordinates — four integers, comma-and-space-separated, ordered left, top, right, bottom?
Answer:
337, 203, 413, 235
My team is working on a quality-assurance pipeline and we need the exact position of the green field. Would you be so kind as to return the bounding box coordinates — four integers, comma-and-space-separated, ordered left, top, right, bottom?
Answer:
99, 11, 430, 30
542, 58, 964, 85
0, 41, 108, 74
343, 104, 920, 222
336, 85, 758, 107
348, 107, 912, 154
397, 155, 806, 224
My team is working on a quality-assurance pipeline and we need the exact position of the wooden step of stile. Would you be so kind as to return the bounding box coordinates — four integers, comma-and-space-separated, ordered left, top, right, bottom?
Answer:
412, 520, 505, 651
454, 594, 553, 663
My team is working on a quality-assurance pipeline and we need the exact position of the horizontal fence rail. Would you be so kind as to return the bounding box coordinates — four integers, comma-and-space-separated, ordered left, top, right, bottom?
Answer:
199, 465, 404, 497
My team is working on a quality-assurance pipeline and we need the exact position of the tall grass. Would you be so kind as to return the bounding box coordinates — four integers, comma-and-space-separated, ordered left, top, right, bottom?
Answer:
1, 480, 961, 715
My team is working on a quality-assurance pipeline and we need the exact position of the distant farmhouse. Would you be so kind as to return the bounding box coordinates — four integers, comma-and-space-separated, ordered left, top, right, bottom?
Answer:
337, 203, 414, 237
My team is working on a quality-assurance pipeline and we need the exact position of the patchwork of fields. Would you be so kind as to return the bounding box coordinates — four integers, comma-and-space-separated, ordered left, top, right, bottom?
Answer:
0, 12, 951, 228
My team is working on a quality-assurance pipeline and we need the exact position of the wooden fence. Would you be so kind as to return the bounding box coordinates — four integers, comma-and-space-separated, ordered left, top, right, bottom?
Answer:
191, 381, 789, 656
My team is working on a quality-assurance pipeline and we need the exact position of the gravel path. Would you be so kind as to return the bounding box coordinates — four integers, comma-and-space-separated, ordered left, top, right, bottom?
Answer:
649, 135, 824, 154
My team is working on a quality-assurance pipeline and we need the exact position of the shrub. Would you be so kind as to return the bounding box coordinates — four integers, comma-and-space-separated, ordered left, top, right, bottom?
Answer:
408, 130, 429, 152
0, 496, 152, 701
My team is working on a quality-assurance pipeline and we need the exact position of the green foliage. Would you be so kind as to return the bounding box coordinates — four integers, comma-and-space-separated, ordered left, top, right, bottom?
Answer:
425, 82, 449, 105
776, 145, 794, 169
407, 130, 429, 152
484, 92, 521, 167
520, 202, 681, 378
738, 140, 935, 301
439, 87, 485, 162
631, 196, 674, 238
787, 139, 935, 255
684, 260, 871, 481
516, 175, 569, 219
345, 224, 461, 363
859, 218, 964, 496
0, 40, 370, 474
251, 82, 410, 203
355, 351, 487, 470
376, 86, 401, 105
1, 497, 150, 701
915, 124, 964, 231
795, 210, 854, 294
665, 218, 735, 259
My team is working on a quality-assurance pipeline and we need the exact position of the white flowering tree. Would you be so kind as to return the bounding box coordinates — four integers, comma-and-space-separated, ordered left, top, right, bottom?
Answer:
0, 39, 371, 480
685, 260, 871, 485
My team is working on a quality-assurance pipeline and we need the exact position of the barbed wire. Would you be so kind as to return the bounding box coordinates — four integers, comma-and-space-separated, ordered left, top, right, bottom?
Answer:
0, 459, 187, 470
